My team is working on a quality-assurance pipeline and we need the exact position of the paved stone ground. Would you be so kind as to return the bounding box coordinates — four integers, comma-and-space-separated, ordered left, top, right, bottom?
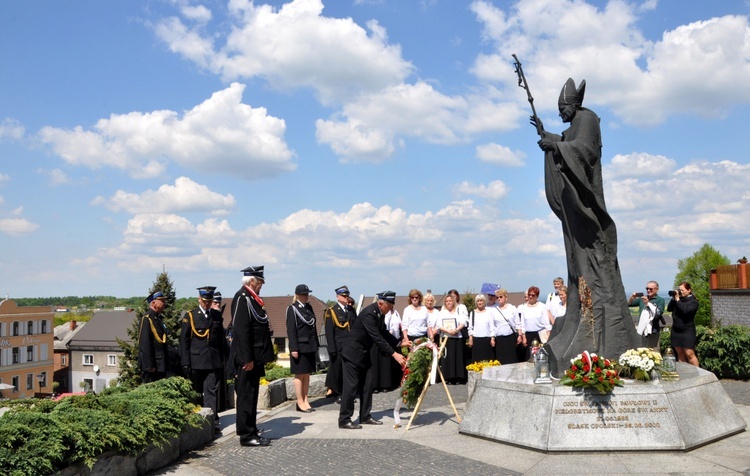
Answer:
154, 379, 750, 476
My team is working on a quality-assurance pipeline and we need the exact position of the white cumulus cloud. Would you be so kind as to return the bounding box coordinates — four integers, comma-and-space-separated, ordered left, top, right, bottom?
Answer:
154, 0, 413, 105
92, 177, 236, 215
39, 83, 295, 180
476, 143, 526, 166
454, 180, 510, 201
470, 0, 750, 126
0, 218, 39, 235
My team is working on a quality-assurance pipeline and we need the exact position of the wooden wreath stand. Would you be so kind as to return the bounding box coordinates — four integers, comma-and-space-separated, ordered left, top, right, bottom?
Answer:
403, 336, 462, 432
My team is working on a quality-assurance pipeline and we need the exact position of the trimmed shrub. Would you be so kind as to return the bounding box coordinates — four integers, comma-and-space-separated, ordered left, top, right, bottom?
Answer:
660, 325, 750, 379
264, 364, 291, 382
0, 377, 202, 476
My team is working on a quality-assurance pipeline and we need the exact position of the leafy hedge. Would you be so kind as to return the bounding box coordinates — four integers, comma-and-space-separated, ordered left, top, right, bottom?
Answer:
660, 325, 750, 379
0, 377, 202, 476
264, 364, 292, 382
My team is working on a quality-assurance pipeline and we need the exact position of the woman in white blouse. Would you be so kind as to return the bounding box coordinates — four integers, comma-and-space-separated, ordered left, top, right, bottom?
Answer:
401, 288, 429, 346
519, 286, 549, 360
546, 285, 567, 326
494, 288, 520, 364
467, 294, 496, 362
436, 294, 468, 384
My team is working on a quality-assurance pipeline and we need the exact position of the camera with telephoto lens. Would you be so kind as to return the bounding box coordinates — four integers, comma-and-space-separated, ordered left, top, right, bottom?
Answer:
668, 290, 677, 297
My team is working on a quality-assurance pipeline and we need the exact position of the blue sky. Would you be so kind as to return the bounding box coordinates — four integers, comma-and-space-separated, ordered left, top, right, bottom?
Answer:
1, 0, 749, 300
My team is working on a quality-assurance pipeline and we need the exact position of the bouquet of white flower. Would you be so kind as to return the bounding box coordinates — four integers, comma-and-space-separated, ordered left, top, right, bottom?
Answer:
618, 347, 663, 381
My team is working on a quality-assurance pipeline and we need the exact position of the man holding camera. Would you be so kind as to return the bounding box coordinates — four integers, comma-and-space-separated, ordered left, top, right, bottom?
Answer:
628, 281, 666, 348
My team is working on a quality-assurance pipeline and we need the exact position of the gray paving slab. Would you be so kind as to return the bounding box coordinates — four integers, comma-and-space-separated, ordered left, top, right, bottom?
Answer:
154, 379, 750, 475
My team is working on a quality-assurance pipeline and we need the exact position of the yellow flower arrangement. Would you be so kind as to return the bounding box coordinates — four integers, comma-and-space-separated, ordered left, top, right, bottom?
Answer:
259, 377, 269, 386
466, 360, 501, 373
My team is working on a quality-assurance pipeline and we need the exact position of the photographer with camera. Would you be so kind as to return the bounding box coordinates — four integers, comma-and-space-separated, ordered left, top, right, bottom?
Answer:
667, 282, 700, 367
628, 281, 665, 349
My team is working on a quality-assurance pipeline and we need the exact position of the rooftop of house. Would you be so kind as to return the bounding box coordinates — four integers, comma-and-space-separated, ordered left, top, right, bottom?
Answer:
67, 310, 136, 351
54, 321, 86, 350
216, 294, 328, 338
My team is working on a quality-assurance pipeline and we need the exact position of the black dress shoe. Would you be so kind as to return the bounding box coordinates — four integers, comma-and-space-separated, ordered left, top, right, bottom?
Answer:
296, 404, 312, 413
335, 397, 342, 404
339, 421, 362, 429
361, 417, 383, 425
240, 436, 271, 447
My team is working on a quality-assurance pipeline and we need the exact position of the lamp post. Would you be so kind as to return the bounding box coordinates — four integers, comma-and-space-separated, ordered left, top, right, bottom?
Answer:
36, 374, 44, 397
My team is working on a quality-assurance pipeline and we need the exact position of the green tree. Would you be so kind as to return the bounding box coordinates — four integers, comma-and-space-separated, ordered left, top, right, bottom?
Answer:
673, 243, 730, 327
117, 271, 182, 387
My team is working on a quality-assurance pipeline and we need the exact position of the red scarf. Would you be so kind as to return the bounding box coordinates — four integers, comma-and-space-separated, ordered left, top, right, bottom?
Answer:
244, 284, 264, 306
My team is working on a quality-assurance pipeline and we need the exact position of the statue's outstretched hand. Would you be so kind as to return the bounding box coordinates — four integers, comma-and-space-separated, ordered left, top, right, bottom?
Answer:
530, 115, 544, 132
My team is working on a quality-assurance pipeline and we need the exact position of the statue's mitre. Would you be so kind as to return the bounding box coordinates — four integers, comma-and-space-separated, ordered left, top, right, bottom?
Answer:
558, 78, 586, 106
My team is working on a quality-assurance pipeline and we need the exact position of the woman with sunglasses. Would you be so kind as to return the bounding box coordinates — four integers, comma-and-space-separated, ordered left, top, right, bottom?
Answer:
519, 286, 549, 360
401, 289, 429, 347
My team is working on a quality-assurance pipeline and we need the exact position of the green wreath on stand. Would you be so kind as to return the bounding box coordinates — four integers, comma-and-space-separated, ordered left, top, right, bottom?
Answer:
400, 346, 433, 409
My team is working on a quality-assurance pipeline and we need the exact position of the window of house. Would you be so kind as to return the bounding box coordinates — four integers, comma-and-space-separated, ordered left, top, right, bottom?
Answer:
83, 354, 94, 366
41, 320, 47, 334
26, 346, 33, 362
12, 322, 19, 336
61, 354, 68, 366
107, 355, 117, 366
27, 321, 33, 335
12, 347, 18, 364
40, 372, 47, 387
12, 376, 19, 392
82, 378, 93, 392
26, 373, 33, 390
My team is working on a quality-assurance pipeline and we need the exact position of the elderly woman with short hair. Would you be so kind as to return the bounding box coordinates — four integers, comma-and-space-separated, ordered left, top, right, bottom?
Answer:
467, 293, 496, 363
494, 288, 520, 364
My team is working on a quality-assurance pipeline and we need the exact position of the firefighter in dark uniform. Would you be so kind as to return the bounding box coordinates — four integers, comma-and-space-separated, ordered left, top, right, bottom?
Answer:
139, 291, 168, 383
231, 266, 275, 447
338, 291, 407, 429
180, 286, 226, 432
324, 285, 357, 400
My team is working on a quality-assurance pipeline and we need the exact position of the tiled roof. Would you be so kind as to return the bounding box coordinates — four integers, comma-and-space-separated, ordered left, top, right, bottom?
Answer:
216, 294, 329, 338
53, 321, 86, 350
67, 310, 137, 351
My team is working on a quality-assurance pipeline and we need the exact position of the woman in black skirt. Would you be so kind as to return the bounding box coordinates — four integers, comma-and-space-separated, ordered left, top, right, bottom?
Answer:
468, 294, 495, 362
286, 284, 319, 412
437, 294, 468, 384
667, 281, 700, 367
494, 289, 520, 365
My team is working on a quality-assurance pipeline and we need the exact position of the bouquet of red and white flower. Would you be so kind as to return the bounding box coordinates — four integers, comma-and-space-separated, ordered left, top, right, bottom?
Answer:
560, 350, 623, 394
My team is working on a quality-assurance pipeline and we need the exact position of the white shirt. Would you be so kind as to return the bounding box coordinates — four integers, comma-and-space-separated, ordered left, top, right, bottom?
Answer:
468, 308, 497, 338
436, 308, 467, 339
547, 300, 566, 320
384, 310, 402, 339
401, 305, 429, 337
520, 302, 549, 332
546, 292, 562, 309
494, 304, 519, 336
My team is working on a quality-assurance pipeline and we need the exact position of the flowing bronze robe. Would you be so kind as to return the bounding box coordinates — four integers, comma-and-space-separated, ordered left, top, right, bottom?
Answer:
543, 107, 642, 374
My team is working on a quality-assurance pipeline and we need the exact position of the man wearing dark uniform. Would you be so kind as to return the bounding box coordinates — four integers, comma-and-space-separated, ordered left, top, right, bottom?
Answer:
338, 291, 406, 429
180, 286, 226, 432
324, 285, 357, 400
231, 266, 275, 447
139, 291, 168, 384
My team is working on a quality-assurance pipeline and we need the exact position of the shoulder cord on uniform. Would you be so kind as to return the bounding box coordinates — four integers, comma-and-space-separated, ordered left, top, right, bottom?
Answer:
326, 306, 350, 330
290, 304, 315, 326
232, 292, 269, 325
188, 310, 210, 339
140, 315, 167, 344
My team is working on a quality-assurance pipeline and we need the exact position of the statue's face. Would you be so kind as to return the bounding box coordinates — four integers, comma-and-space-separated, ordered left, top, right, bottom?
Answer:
559, 104, 577, 123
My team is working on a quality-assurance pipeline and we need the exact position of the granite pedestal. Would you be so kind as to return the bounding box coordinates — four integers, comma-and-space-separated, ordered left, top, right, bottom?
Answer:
459, 362, 746, 451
